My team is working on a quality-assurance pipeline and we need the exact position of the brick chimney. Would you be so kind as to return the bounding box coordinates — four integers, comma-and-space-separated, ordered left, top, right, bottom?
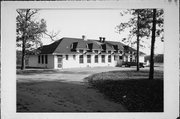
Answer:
82, 35, 87, 41
102, 37, 105, 42
99, 37, 102, 42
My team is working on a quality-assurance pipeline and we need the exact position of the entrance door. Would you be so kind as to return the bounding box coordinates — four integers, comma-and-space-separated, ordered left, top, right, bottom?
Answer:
57, 55, 63, 68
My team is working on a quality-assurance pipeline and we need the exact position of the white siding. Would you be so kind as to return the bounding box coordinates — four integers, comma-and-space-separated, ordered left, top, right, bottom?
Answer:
29, 54, 142, 69
59, 54, 117, 69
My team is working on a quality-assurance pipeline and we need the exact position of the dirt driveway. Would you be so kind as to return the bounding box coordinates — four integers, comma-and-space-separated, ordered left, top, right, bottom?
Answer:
17, 66, 137, 112
17, 66, 147, 83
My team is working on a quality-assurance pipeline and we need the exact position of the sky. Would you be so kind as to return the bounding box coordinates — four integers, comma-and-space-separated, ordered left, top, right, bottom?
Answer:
37, 9, 164, 55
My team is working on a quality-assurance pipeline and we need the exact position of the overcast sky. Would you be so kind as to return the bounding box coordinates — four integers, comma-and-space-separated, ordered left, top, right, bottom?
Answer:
37, 9, 164, 55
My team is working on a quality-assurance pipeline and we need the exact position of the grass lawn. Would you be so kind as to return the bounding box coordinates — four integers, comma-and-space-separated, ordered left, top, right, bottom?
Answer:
85, 70, 163, 112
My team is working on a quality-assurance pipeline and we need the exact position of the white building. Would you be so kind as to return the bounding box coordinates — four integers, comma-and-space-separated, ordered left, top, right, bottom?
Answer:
27, 36, 145, 69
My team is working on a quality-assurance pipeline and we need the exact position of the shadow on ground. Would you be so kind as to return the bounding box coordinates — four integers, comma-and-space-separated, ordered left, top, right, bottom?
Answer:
17, 80, 127, 112
86, 78, 163, 112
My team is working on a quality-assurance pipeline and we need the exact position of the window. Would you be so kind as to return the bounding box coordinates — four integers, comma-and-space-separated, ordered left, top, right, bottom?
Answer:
101, 55, 105, 63
108, 55, 111, 62
66, 55, 68, 60
41, 55, 44, 64
38, 55, 40, 63
120, 50, 123, 54
94, 50, 98, 53
119, 56, 123, 60
130, 57, 132, 62
95, 55, 98, 63
108, 51, 111, 54
126, 56, 128, 62
79, 55, 83, 63
79, 50, 83, 53
87, 55, 91, 63
45, 55, 48, 64
73, 55, 76, 60
114, 55, 116, 60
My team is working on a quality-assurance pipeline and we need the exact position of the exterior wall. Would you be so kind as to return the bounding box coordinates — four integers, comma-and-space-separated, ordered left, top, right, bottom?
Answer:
29, 53, 142, 69
53, 54, 117, 69
28, 55, 54, 68
63, 55, 79, 68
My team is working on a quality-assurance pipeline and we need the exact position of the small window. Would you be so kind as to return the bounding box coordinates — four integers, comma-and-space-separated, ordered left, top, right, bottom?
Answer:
73, 55, 76, 60
130, 57, 132, 62
79, 50, 83, 53
38, 55, 40, 63
101, 55, 105, 63
108, 55, 111, 62
94, 50, 98, 53
120, 50, 123, 54
95, 55, 98, 63
45, 55, 48, 64
87, 55, 91, 63
41, 55, 44, 64
119, 56, 123, 60
126, 56, 128, 62
79, 55, 83, 63
66, 55, 68, 60
108, 51, 111, 54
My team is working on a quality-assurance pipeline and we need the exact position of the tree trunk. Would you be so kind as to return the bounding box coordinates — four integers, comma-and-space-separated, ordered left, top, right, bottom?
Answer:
21, 36, 26, 70
149, 9, 156, 80
136, 10, 140, 71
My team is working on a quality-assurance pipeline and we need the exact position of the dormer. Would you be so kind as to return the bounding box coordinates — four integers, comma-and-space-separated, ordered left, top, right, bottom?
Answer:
119, 50, 123, 54
70, 42, 78, 51
93, 50, 100, 54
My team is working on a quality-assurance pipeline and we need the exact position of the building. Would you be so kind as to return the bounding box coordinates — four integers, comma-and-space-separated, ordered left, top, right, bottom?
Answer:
27, 36, 145, 69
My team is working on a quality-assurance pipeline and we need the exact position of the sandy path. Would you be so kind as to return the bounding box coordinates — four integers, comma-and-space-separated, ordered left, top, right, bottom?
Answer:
17, 66, 146, 82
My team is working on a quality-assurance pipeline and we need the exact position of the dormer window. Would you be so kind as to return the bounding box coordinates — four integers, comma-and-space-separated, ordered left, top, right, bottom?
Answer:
79, 50, 84, 53
94, 50, 99, 53
119, 50, 123, 54
71, 42, 78, 50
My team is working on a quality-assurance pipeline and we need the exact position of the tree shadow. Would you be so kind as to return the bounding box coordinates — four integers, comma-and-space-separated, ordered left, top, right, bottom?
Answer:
88, 78, 163, 112
17, 80, 127, 112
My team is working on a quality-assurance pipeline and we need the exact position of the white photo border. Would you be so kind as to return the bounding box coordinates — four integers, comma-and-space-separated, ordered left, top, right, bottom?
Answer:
1, 0, 179, 119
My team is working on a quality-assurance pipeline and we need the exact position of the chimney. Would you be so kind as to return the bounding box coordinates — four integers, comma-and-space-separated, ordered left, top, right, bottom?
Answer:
99, 37, 102, 42
102, 37, 105, 42
82, 35, 87, 41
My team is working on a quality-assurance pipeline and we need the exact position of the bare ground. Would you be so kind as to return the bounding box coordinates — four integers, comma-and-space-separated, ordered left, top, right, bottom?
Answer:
17, 81, 127, 112
17, 67, 130, 112
17, 66, 163, 112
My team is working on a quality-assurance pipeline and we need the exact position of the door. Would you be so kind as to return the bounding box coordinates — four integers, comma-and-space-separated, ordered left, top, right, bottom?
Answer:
57, 55, 63, 68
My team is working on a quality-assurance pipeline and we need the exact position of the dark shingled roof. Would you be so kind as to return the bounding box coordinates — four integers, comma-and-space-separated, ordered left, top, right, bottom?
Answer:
86, 40, 102, 50
38, 37, 103, 54
105, 41, 124, 51
37, 39, 63, 54
36, 37, 146, 55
